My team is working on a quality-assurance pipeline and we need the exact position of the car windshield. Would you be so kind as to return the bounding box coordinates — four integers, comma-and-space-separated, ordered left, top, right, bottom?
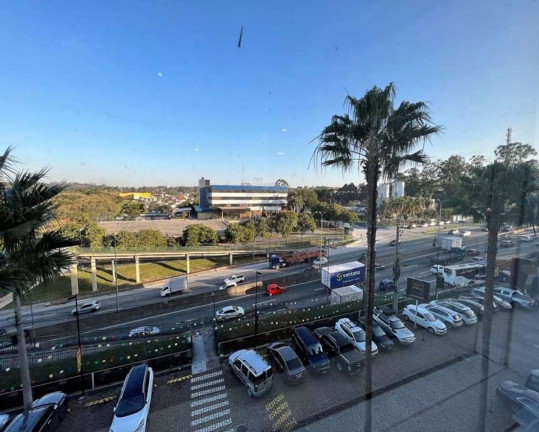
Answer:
372, 325, 386, 337
391, 319, 405, 330
424, 312, 436, 322
285, 357, 303, 371
352, 330, 366, 342
115, 394, 145, 417
340, 342, 355, 353
308, 343, 323, 356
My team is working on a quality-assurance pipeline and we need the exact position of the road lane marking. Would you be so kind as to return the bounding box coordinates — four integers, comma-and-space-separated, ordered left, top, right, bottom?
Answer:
84, 395, 116, 407
167, 374, 191, 385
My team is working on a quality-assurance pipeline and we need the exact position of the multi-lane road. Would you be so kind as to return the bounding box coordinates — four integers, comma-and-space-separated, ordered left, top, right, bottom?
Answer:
1, 224, 536, 339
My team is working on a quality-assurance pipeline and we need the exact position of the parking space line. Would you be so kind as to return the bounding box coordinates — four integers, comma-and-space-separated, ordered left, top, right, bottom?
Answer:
191, 378, 225, 390
190, 392, 227, 408
191, 400, 229, 417
191, 409, 231, 427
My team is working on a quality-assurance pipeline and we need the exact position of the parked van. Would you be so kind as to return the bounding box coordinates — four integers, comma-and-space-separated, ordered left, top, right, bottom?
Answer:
228, 350, 273, 397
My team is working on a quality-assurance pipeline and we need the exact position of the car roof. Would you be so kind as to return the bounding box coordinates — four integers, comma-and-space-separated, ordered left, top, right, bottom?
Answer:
294, 326, 319, 345
273, 345, 298, 362
5, 407, 51, 432
122, 364, 148, 399
221, 306, 237, 312
327, 331, 350, 347
31, 391, 66, 408
235, 350, 270, 374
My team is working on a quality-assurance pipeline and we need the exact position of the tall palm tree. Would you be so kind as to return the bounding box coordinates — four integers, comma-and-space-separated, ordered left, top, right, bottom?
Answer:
313, 83, 441, 431
461, 161, 537, 431
0, 147, 75, 412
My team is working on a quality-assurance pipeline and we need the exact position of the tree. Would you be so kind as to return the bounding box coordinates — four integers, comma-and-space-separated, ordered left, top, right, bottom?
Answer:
273, 211, 298, 243
495, 142, 537, 165
254, 217, 270, 239
313, 83, 441, 431
122, 201, 144, 220
137, 229, 167, 248
182, 224, 218, 246
0, 147, 75, 412
459, 161, 537, 430
224, 224, 246, 244
296, 213, 316, 239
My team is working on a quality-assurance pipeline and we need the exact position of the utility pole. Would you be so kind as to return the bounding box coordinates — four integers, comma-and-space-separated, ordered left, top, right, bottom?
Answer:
392, 217, 401, 313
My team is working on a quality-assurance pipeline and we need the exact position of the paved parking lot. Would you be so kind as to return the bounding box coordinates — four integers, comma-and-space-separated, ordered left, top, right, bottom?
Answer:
59, 308, 537, 431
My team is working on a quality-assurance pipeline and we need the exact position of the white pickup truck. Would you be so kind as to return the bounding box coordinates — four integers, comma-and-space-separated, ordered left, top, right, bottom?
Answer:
222, 274, 245, 288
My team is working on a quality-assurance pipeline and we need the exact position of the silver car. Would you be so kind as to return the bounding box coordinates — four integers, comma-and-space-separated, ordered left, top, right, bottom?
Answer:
267, 342, 306, 385
216, 306, 245, 322
430, 300, 477, 325
71, 300, 100, 316
424, 304, 464, 328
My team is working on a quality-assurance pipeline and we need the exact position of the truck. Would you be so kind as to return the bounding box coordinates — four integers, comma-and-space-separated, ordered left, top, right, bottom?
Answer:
441, 236, 464, 251
268, 248, 326, 269
321, 262, 366, 289
160, 276, 188, 297
330, 285, 363, 305
430, 236, 466, 265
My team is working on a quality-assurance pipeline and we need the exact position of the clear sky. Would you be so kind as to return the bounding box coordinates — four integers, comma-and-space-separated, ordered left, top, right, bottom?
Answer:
1, 0, 537, 188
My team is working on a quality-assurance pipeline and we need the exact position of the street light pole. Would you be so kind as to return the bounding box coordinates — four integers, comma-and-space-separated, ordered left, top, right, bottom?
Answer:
254, 271, 261, 342
313, 211, 323, 260
435, 199, 442, 300
113, 233, 119, 312
211, 292, 216, 326
69, 294, 85, 396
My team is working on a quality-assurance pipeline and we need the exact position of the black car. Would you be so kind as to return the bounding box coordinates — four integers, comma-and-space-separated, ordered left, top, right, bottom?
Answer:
494, 271, 510, 283
374, 263, 386, 271
291, 327, 330, 374
267, 342, 306, 385
497, 381, 539, 413
357, 317, 394, 351
378, 279, 395, 292
5, 391, 68, 432
388, 240, 401, 247
316, 330, 365, 374
500, 239, 515, 248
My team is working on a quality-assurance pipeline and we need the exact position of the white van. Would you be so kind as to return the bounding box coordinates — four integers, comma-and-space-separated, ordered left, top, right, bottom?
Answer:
402, 304, 447, 335
228, 350, 273, 397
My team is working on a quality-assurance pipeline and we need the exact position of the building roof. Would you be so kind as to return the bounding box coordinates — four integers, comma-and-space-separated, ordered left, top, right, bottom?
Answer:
209, 184, 288, 192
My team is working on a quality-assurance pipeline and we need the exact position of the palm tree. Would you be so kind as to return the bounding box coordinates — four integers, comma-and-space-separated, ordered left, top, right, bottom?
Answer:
0, 147, 75, 412
313, 83, 441, 431
461, 161, 537, 430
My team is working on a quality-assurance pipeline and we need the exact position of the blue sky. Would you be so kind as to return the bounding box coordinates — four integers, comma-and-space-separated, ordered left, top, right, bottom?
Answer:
1, 0, 537, 187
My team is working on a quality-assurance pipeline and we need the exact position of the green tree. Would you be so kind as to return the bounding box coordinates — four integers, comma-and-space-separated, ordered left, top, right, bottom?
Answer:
0, 147, 75, 412
137, 229, 167, 248
459, 161, 537, 430
198, 225, 218, 244
122, 201, 144, 220
495, 142, 537, 165
182, 224, 218, 246
85, 222, 106, 248
273, 211, 298, 243
313, 83, 441, 431
296, 213, 316, 239
254, 217, 270, 239
224, 224, 245, 244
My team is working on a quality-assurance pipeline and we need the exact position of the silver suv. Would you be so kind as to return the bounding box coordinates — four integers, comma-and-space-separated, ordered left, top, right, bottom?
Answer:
228, 349, 273, 397
429, 300, 477, 325
425, 304, 464, 328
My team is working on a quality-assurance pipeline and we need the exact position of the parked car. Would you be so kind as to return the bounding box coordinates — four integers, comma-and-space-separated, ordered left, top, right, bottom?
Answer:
471, 287, 512, 310
430, 265, 444, 275
374, 263, 386, 271
454, 297, 485, 319
71, 300, 100, 316
5, 400, 67, 432
129, 326, 160, 338
291, 326, 330, 374
31, 391, 68, 418
373, 306, 415, 344
357, 317, 394, 351
215, 306, 245, 322
312, 257, 328, 268
467, 248, 481, 256
316, 330, 366, 374
494, 271, 511, 283
378, 279, 395, 292
493, 287, 537, 310
429, 300, 477, 325
110, 364, 154, 432
460, 294, 499, 312
402, 304, 447, 335
526, 370, 539, 392
388, 240, 401, 247
500, 239, 515, 248
424, 304, 464, 328
229, 349, 273, 397
266, 342, 306, 385
496, 381, 539, 413
0, 414, 9, 431
335, 318, 378, 356
266, 283, 286, 296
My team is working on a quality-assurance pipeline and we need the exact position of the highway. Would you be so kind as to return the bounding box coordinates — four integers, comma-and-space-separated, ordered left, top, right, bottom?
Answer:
0, 224, 536, 340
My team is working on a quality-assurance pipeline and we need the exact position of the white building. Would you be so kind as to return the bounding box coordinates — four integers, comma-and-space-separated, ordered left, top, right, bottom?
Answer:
378, 183, 390, 202
391, 181, 405, 198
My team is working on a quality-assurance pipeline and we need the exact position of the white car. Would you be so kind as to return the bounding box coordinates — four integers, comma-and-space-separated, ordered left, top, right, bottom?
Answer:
424, 304, 464, 328
71, 300, 100, 316
128, 326, 160, 338
223, 274, 245, 288
402, 305, 447, 335
312, 257, 328, 268
335, 318, 378, 356
215, 306, 245, 321
429, 300, 477, 325
461, 230, 472, 237
430, 265, 444, 275
110, 364, 153, 432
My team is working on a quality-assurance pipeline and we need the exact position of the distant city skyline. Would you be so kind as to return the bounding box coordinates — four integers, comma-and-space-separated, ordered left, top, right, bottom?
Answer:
1, 1, 537, 188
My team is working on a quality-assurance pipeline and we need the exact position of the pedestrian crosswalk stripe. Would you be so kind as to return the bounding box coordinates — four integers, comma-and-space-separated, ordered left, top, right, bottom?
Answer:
191, 409, 231, 427
190, 392, 227, 408
191, 370, 223, 382
191, 400, 229, 417
191, 378, 225, 391
191, 385, 226, 399
192, 418, 233, 432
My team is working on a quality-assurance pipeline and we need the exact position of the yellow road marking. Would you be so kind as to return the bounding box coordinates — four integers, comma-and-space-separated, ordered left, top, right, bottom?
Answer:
84, 395, 116, 407
167, 374, 192, 384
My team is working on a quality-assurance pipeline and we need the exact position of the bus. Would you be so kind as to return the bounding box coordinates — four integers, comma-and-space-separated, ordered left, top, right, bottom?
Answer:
442, 263, 486, 287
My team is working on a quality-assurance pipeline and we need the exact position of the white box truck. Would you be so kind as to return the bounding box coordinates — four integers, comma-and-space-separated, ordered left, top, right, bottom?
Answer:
160, 276, 188, 297
321, 262, 366, 289
330, 285, 363, 305
442, 236, 463, 250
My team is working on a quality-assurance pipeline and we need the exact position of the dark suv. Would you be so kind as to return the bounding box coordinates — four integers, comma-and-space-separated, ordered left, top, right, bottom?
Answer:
291, 327, 330, 374
5, 391, 68, 432
316, 329, 365, 374
500, 239, 515, 248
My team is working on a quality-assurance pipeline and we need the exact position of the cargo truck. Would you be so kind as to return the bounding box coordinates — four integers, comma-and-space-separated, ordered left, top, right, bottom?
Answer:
160, 276, 188, 297
330, 285, 363, 305
269, 248, 326, 269
321, 262, 366, 289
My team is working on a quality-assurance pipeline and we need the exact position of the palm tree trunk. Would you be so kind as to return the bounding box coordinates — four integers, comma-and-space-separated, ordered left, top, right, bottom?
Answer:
363, 161, 379, 432
477, 226, 497, 431
14, 291, 33, 412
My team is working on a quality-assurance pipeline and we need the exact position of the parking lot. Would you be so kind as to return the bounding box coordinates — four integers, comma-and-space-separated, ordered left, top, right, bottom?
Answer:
59, 308, 537, 431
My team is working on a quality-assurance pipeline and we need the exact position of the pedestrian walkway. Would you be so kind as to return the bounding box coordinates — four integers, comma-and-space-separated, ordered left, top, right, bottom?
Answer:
191, 327, 220, 374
